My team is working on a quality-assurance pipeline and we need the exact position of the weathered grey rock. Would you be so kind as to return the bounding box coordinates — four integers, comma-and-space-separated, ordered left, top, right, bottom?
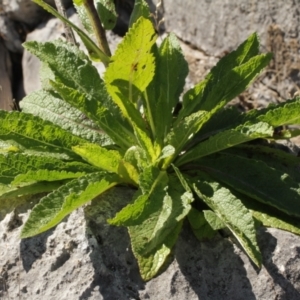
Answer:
0, 0, 74, 104
0, 14, 23, 53
1, 187, 300, 299
1, 0, 72, 26
162, 0, 298, 56
0, 39, 13, 110
161, 0, 300, 104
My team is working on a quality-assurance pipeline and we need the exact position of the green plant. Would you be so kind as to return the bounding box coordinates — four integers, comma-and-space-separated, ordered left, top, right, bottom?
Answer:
2, 0, 300, 281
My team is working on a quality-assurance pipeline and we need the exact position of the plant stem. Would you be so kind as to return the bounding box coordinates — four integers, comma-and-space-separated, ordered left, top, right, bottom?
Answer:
54, 0, 77, 45
143, 91, 156, 140
83, 0, 111, 58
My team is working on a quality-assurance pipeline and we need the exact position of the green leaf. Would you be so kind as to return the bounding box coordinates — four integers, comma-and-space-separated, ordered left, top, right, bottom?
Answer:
172, 164, 192, 193
0, 151, 96, 186
0, 142, 22, 154
192, 97, 300, 147
209, 32, 260, 75
187, 208, 218, 240
205, 32, 260, 81
180, 33, 259, 117
155, 145, 175, 165
25, 39, 134, 148
234, 191, 300, 236
12, 170, 86, 185
104, 18, 156, 144
178, 79, 207, 122
23, 40, 102, 99
116, 160, 139, 185
49, 80, 136, 149
107, 191, 148, 226
156, 33, 189, 142
197, 152, 300, 218
39, 62, 56, 90
73, 0, 84, 5
117, 170, 190, 281
163, 110, 208, 168
104, 17, 156, 129
132, 123, 157, 162
243, 97, 300, 127
176, 121, 273, 166
73, 143, 138, 185
178, 33, 262, 119
199, 54, 272, 112
253, 211, 300, 235
74, 2, 93, 34
225, 144, 300, 182
129, 0, 151, 28
139, 165, 166, 194
73, 142, 139, 185
127, 175, 192, 256
109, 169, 193, 278
72, 142, 122, 173
192, 175, 261, 267
32, 0, 110, 63
131, 221, 182, 281
21, 172, 120, 238
0, 181, 67, 201
0, 140, 72, 161
203, 210, 226, 230
0, 110, 86, 157
108, 166, 167, 226
105, 17, 156, 96
144, 34, 188, 145
191, 106, 242, 144
20, 90, 113, 146
96, 0, 117, 30
123, 146, 148, 172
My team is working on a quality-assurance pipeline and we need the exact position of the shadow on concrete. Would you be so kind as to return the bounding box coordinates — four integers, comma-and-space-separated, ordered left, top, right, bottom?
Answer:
79, 187, 145, 300
258, 227, 300, 300
175, 225, 257, 300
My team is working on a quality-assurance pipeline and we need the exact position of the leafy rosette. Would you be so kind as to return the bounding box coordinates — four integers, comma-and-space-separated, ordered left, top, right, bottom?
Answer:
1, 0, 300, 281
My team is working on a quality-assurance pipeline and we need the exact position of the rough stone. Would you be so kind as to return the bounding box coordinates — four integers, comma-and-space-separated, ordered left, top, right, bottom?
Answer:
0, 14, 23, 53
161, 0, 300, 105
1, 0, 72, 26
162, 0, 299, 57
1, 187, 300, 299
